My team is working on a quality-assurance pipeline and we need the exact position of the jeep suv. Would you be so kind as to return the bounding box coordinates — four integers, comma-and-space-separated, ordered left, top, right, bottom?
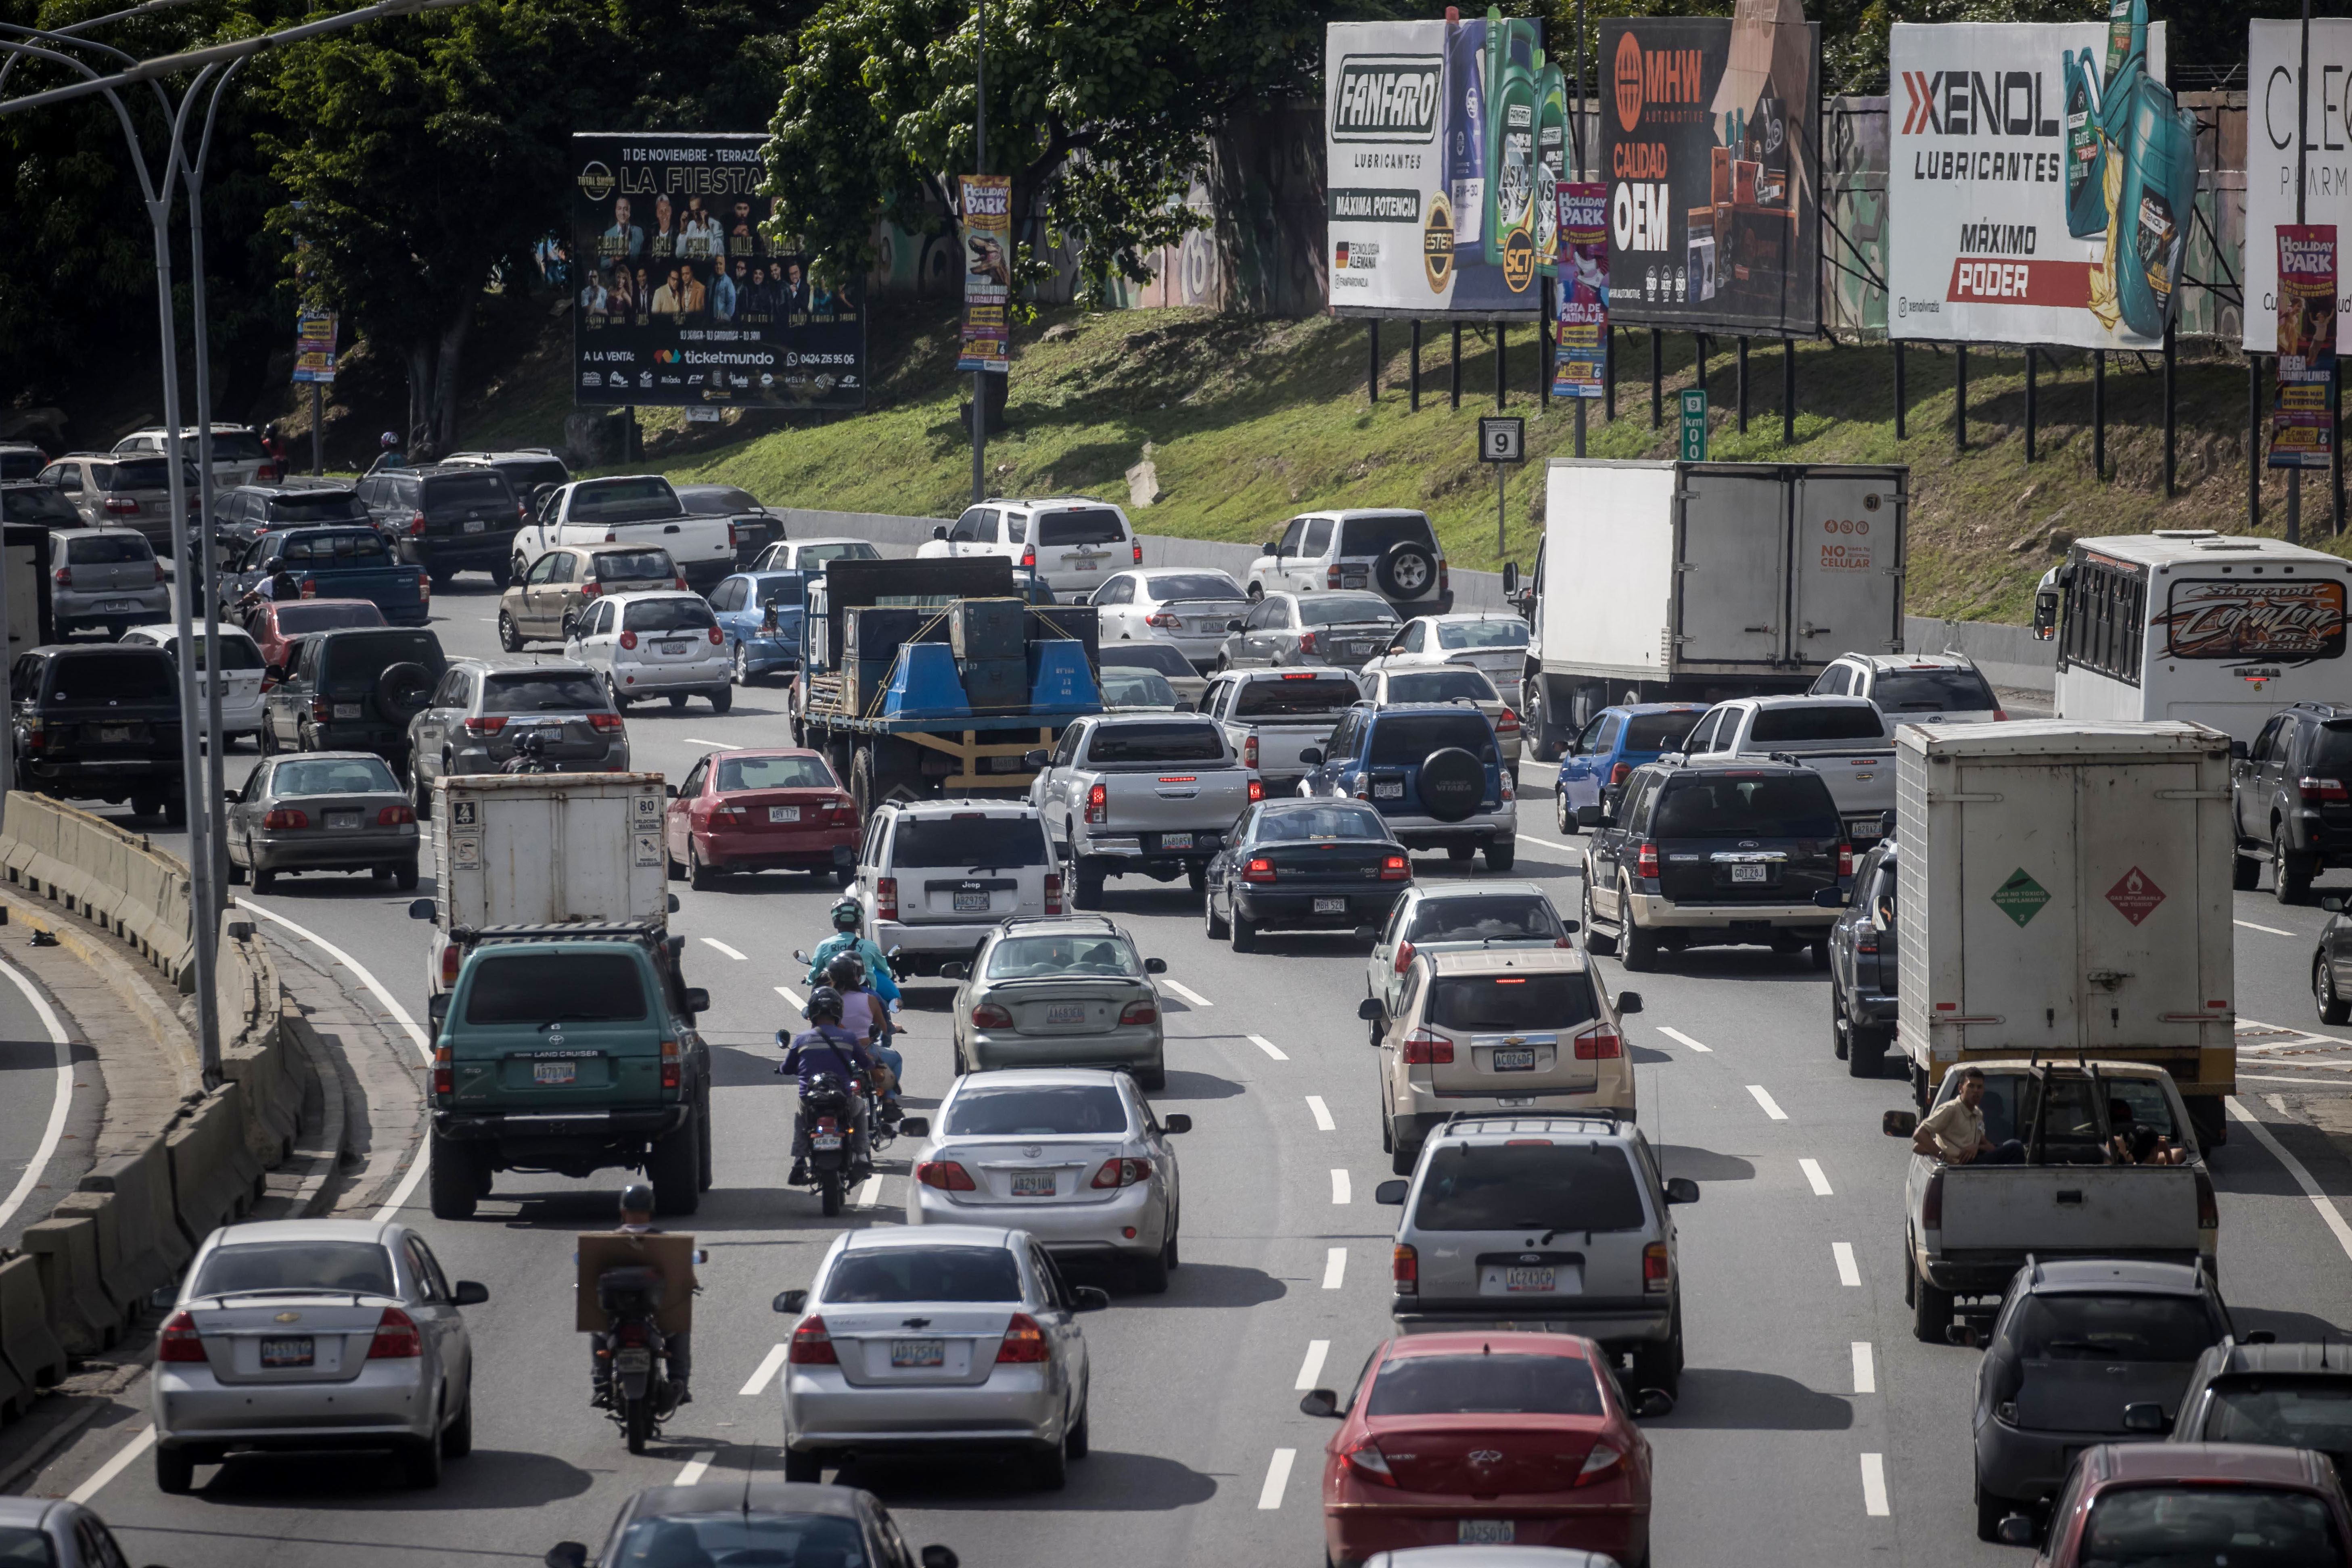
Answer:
9, 643, 185, 820
1298, 701, 1517, 869
2231, 701, 2352, 902
357, 464, 526, 587
1825, 832, 1899, 1077
261, 625, 447, 763
853, 800, 1060, 976
1248, 510, 1451, 615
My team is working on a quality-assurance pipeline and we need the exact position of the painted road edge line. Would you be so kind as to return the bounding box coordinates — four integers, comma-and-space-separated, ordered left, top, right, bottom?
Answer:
0, 955, 74, 1237
67, 1425, 154, 1505
677, 1450, 717, 1486
1248, 1034, 1289, 1062
701, 938, 748, 961
1860, 1452, 1890, 1516
1852, 1342, 1875, 1394
1295, 1340, 1330, 1391
1257, 1449, 1296, 1509
1305, 1096, 1335, 1132
2228, 1099, 2352, 1264
1323, 1248, 1346, 1290
1800, 1158, 1834, 1196
1160, 978, 1214, 1008
738, 1343, 790, 1397
2235, 920, 2295, 937
1747, 1084, 1788, 1121
1832, 1242, 1862, 1288
1658, 1027, 1713, 1053
1330, 1169, 1352, 1205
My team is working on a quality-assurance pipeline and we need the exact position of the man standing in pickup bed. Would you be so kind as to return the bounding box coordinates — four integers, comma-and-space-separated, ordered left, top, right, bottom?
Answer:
1911, 1066, 2022, 1165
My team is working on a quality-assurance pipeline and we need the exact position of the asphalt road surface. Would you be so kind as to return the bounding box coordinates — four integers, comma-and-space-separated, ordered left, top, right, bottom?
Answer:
32, 572, 2352, 1568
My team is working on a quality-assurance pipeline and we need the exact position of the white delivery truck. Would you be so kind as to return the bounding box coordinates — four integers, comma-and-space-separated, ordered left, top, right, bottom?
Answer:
408, 771, 674, 996
1510, 458, 1908, 757
1892, 719, 2237, 1145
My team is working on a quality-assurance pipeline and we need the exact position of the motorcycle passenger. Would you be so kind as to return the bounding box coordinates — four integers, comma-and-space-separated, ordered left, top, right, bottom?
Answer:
587, 1183, 692, 1408
826, 952, 903, 1116
778, 986, 874, 1185
807, 897, 904, 1081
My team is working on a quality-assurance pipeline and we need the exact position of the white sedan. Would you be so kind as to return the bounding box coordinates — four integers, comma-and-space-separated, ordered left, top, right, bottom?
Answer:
1088, 568, 1251, 671
749, 537, 885, 572
1359, 611, 1532, 689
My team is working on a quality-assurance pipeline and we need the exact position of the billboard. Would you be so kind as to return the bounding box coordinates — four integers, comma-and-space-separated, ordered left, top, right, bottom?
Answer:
2271, 225, 2337, 470
571, 133, 866, 411
1886, 19, 2187, 349
957, 175, 1012, 372
1598, 3, 1821, 335
1322, 13, 1559, 315
2245, 19, 2352, 354
1552, 183, 1609, 397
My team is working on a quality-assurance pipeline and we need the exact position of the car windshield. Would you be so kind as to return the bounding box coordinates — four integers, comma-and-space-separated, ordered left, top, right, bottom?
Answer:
1084, 722, 1224, 765
318, 631, 441, 689
824, 1246, 1022, 1305
1436, 619, 1529, 649
1623, 711, 1703, 750
893, 815, 1049, 868
1299, 595, 1400, 628
1145, 573, 1243, 602
203, 432, 267, 461
2013, 1294, 2219, 1363
1367, 713, 1496, 765
1407, 895, 1560, 943
0, 487, 76, 525
944, 1085, 1130, 1136
716, 755, 834, 792
422, 473, 513, 508
190, 1240, 396, 1298
1748, 705, 1887, 742
1413, 1143, 1648, 1232
2079, 1486, 2338, 1567
274, 602, 385, 634
1870, 667, 1998, 712
1426, 972, 1598, 1031
0, 1527, 51, 1566
2202, 1379, 2352, 1455
44, 652, 172, 703
166, 634, 266, 672
1256, 805, 1387, 841
1234, 676, 1359, 716
2309, 722, 2352, 770
1100, 643, 1195, 678
985, 934, 1143, 979
482, 672, 608, 713
592, 550, 674, 582
1388, 670, 1496, 705
65, 534, 152, 564
109, 457, 201, 490
1101, 670, 1179, 707
463, 953, 647, 1025
264, 491, 368, 523
1337, 513, 1435, 555
611, 1514, 868, 1568
271, 757, 400, 796
1652, 776, 1842, 838
795, 541, 879, 564
1369, 1353, 1605, 1417
678, 486, 759, 515
566, 477, 680, 522
279, 530, 387, 562
1034, 507, 1125, 546
622, 598, 717, 633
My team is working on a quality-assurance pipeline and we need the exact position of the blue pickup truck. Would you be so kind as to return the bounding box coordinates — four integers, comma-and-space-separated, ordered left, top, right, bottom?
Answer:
218, 526, 430, 627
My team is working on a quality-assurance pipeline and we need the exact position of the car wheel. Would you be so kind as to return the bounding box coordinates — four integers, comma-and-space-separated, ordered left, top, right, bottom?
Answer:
1831, 989, 1850, 1060
1131, 1245, 1169, 1294
1629, 1330, 1682, 1401
782, 1449, 824, 1483
648, 1121, 701, 1215
1976, 1482, 2016, 1544
394, 858, 419, 892
708, 686, 732, 715
154, 1446, 197, 1493
496, 610, 523, 653
440, 1378, 474, 1458
1229, 907, 1256, 953
2233, 848, 2261, 891
1446, 843, 1475, 863
1485, 838, 1515, 872
689, 842, 719, 891
1204, 884, 1229, 939
1555, 788, 1574, 834
733, 642, 753, 686
411, 762, 434, 822
1849, 1023, 1887, 1080
1137, 1064, 1166, 1091
402, 1425, 445, 1489
1187, 863, 1207, 895
1033, 1433, 1069, 1491
1620, 884, 1659, 971
1910, 1251, 1952, 1343
428, 1131, 478, 1221
1066, 1397, 1091, 1460
258, 723, 278, 757
665, 834, 686, 881
2276, 824, 2314, 904
253, 868, 278, 893
697, 1086, 715, 1192
2320, 959, 2352, 1026
1810, 933, 1831, 971
1581, 880, 1617, 956
488, 558, 513, 590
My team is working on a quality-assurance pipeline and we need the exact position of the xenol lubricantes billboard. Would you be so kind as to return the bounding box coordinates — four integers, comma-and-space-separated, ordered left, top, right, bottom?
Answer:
1323, 8, 1569, 315
1886, 9, 2189, 350
1598, 0, 1821, 335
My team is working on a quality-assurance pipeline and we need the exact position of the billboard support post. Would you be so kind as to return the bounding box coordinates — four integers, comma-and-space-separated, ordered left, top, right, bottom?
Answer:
2094, 351, 2107, 484
1495, 325, 1506, 411
2026, 350, 2038, 463
1894, 342, 1906, 440
1604, 327, 1616, 423
1650, 331, 1662, 429
309, 384, 323, 475
1452, 325, 1463, 410
2335, 356, 2345, 535
1540, 283, 1551, 412
1410, 322, 1421, 412
970, 0, 988, 509
1368, 321, 1380, 405
2164, 326, 2177, 498
2289, 0, 2312, 545
1782, 337, 1794, 446
1955, 345, 1967, 456
1575, 397, 1587, 458
2250, 359, 2264, 533
1737, 337, 1749, 434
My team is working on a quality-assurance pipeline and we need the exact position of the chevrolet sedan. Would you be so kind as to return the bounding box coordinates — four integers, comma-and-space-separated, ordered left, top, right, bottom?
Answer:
224, 751, 420, 892
943, 918, 1170, 1085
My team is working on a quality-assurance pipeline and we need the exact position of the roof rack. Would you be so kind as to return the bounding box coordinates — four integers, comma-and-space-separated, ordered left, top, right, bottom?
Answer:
1438, 1108, 1631, 1133
997, 913, 1118, 931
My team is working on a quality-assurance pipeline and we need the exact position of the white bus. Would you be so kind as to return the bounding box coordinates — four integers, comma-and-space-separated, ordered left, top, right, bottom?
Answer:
2032, 530, 2352, 742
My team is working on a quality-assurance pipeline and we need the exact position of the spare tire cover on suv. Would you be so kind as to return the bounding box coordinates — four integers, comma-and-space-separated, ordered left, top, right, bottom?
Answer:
374, 662, 435, 723
1376, 539, 1438, 600
1417, 747, 1485, 821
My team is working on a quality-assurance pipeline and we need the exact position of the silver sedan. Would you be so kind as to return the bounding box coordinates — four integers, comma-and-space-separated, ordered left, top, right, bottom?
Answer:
223, 751, 420, 892
0, 1498, 140, 1568
943, 918, 1170, 1087
152, 1217, 486, 1493
773, 1225, 1106, 1491
904, 1069, 1187, 1291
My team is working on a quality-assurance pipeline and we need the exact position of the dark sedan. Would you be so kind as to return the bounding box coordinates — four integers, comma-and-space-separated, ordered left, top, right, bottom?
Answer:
547, 1481, 957, 1568
2164, 1336, 2352, 1478
1204, 799, 1411, 952
1824, 829, 1899, 1078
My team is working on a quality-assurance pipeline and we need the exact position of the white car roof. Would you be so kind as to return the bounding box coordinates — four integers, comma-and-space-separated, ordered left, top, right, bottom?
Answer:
948, 1066, 1136, 1090
122, 623, 259, 645
209, 1217, 394, 1247
1406, 879, 1551, 902
838, 1223, 1017, 1253
886, 798, 1039, 818
1732, 693, 1883, 710
1842, 651, 1985, 672
597, 591, 709, 608
786, 537, 874, 550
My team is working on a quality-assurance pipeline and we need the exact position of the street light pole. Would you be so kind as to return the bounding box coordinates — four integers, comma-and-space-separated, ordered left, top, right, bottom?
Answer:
2287, 0, 2312, 546
969, 0, 987, 507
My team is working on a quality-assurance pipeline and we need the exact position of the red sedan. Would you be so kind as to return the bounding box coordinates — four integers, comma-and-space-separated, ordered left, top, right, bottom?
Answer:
241, 597, 385, 672
2015, 1442, 2352, 1564
664, 747, 858, 889
1309, 1332, 1660, 1568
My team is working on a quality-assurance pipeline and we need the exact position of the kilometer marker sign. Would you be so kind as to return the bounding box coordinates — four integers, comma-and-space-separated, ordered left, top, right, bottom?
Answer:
1992, 868, 2050, 928
2105, 867, 2166, 926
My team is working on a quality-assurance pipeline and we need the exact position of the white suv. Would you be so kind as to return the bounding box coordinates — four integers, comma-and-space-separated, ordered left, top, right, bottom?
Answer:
114, 424, 274, 490
854, 800, 1060, 975
919, 498, 1141, 594
1810, 651, 2005, 725
1248, 510, 1451, 614
564, 590, 732, 712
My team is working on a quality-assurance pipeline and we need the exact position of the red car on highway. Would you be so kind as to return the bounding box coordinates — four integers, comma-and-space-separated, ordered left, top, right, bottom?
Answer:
663, 747, 859, 888
2009, 1442, 2352, 1564
1308, 1332, 1660, 1567
242, 597, 386, 673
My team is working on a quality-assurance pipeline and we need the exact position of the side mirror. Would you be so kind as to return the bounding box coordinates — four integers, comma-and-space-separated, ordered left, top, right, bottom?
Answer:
1259, 541, 1278, 557
920, 1548, 960, 1568
1615, 990, 1642, 1014
1070, 1285, 1111, 1313
1144, 957, 1167, 973
2321, 895, 2346, 914
1814, 888, 1848, 909
1357, 997, 1384, 1022
545, 1545, 589, 1568
665, 783, 677, 797
939, 961, 968, 980
2121, 1402, 2168, 1433
1996, 1516, 2038, 1548
792, 949, 810, 964
772, 1289, 807, 1315
149, 1285, 179, 1310
2243, 1330, 2277, 1345
1374, 1178, 1409, 1205
1946, 1323, 1981, 1348
1021, 748, 1050, 769
931, 525, 948, 540
682, 987, 710, 1014
1884, 1110, 1919, 1139
1502, 562, 1520, 594
899, 1117, 928, 1137
453, 1280, 489, 1307
1298, 1389, 1341, 1419
668, 894, 680, 913
427, 992, 450, 1032
1152, 1112, 1192, 1136
222, 788, 240, 804
264, 664, 287, 683
1664, 1177, 1699, 1205
2230, 739, 2250, 761
1299, 748, 1323, 766
692, 1249, 709, 1265
1562, 918, 1581, 932
2030, 587, 2059, 640
1632, 1388, 1675, 1419
1878, 810, 1896, 839
1226, 619, 1244, 633
1575, 803, 1604, 827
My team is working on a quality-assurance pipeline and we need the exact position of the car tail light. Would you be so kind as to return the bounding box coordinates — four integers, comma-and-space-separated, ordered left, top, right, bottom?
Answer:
1394, 940, 1416, 974
1839, 842, 1854, 877
154, 560, 167, 584
1643, 1242, 1670, 1295
1381, 854, 1409, 880
1344, 1438, 1398, 1486
1635, 841, 1658, 878
581, 581, 602, 598
1243, 856, 1277, 883
311, 694, 332, 721
1576, 1442, 1627, 1486
367, 1306, 422, 1359
1044, 873, 1063, 915
1244, 733, 1259, 770
1393, 1242, 1418, 1293
1326, 564, 1342, 589
874, 877, 898, 920
157, 1309, 206, 1361
661, 1038, 681, 1090
406, 510, 426, 537
1499, 769, 1513, 803
301, 577, 320, 599
727, 521, 741, 552
378, 804, 416, 826
2195, 1171, 2218, 1230
1248, 778, 1264, 803
971, 1001, 1014, 1029
1994, 706, 2009, 722
1090, 1157, 1151, 1188
464, 715, 508, 736
1146, 612, 1180, 629
262, 807, 309, 830
917, 1160, 978, 1191
603, 530, 619, 543
431, 1046, 452, 1096
619, 630, 638, 651
2303, 777, 2350, 803
1020, 546, 1037, 569
1400, 1028, 1453, 1065
1438, 560, 1450, 596
103, 496, 138, 515
1609, 762, 1631, 786
1299, 630, 1318, 654
708, 626, 724, 646
1922, 1169, 1944, 1230
1856, 931, 1878, 954
1496, 707, 1520, 734
1132, 539, 1143, 564
787, 1315, 838, 1364
1086, 783, 1107, 825
439, 941, 461, 987
996, 1312, 1051, 1363
516, 502, 528, 523
51, 567, 69, 587
1573, 1023, 1623, 1060
1119, 999, 1157, 1025
590, 712, 624, 733
674, 577, 688, 590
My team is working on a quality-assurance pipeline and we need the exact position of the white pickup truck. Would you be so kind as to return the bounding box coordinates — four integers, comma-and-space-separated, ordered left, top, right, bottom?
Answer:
1685, 694, 1896, 844
1198, 668, 1362, 795
1028, 713, 1258, 906
1890, 1061, 2217, 1344
510, 475, 736, 593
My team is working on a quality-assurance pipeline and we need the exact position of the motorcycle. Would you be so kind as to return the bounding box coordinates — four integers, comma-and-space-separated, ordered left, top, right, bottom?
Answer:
595, 1260, 696, 1454
794, 1055, 859, 1218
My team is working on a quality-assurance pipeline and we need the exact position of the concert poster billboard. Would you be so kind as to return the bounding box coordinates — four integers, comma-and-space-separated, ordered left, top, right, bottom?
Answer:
571, 133, 866, 411
2245, 20, 2352, 355
2271, 224, 2338, 471
1597, 4, 1821, 335
958, 175, 1013, 372
1553, 183, 1610, 398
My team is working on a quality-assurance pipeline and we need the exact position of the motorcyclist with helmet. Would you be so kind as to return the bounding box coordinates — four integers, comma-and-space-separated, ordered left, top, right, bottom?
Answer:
777, 986, 875, 1185
586, 1183, 692, 1408
825, 951, 903, 1119
807, 896, 905, 1085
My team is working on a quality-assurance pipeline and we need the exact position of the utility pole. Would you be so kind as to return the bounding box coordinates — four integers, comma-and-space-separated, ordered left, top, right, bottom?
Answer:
1572, 0, 1587, 459
969, 0, 988, 506
2287, 0, 2312, 545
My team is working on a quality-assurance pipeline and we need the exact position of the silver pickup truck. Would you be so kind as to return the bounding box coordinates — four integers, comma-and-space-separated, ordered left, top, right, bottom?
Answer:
1889, 1061, 2218, 1344
1200, 669, 1362, 795
1028, 714, 1258, 907
1687, 694, 1896, 845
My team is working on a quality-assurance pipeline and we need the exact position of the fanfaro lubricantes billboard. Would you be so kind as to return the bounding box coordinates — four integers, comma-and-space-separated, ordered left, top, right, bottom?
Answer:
1599, 0, 1821, 335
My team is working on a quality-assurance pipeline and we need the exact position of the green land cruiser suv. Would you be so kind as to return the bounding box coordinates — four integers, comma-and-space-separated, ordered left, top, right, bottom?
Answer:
425, 927, 712, 1219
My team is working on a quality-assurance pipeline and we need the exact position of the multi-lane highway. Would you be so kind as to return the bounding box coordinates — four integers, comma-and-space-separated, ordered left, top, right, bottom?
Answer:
25, 572, 2352, 1567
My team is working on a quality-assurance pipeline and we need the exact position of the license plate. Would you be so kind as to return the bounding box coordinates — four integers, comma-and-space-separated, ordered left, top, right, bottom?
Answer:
1314, 897, 1346, 914
96, 725, 134, 743
1374, 782, 1404, 799
1161, 832, 1194, 850
260, 1336, 313, 1368
1046, 1002, 1087, 1024
657, 640, 690, 655
325, 809, 361, 830
1459, 1521, 1515, 1545
1343, 575, 1369, 590
462, 518, 486, 533
1010, 1171, 1056, 1197
1731, 863, 1769, 883
534, 1060, 576, 1085
769, 805, 800, 823
97, 598, 141, 612
1494, 1047, 1536, 1071
613, 1348, 653, 1373
333, 702, 362, 719
1502, 1267, 1555, 1292
892, 1338, 946, 1368
811, 1132, 843, 1150
954, 890, 990, 912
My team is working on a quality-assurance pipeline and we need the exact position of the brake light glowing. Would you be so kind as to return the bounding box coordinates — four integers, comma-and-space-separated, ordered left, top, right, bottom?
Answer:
1085, 783, 1107, 825
972, 1001, 1014, 1029
1643, 1243, 1670, 1295
1020, 546, 1037, 569
996, 1312, 1050, 1362
157, 1310, 206, 1362
377, 804, 415, 826
1400, 1028, 1453, 1064
1298, 630, 1318, 654
1574, 1024, 1624, 1060
581, 582, 602, 598
1392, 1243, 1418, 1293
1132, 539, 1143, 564
367, 1306, 422, 1359
1635, 841, 1658, 877
262, 808, 309, 830
875, 877, 898, 920
1248, 778, 1264, 803
1381, 854, 1409, 880
1090, 1157, 1152, 1188
464, 715, 508, 736
917, 1160, 977, 1191
1243, 857, 1277, 883
788, 1315, 838, 1364
1044, 873, 1063, 915
407, 510, 426, 537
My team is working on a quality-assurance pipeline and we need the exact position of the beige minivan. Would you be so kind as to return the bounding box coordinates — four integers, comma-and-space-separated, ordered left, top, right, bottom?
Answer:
1365, 947, 1640, 1174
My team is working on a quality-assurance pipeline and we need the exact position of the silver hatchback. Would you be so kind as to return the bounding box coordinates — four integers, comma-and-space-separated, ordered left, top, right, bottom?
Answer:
406, 658, 629, 806
151, 1217, 487, 1493
49, 529, 168, 638
943, 917, 1171, 1087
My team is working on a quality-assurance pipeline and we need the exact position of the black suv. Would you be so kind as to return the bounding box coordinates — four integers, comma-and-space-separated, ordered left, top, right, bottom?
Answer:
2231, 701, 2352, 902
1825, 828, 1899, 1078
9, 643, 185, 820
1580, 757, 1848, 971
210, 482, 372, 563
261, 625, 446, 763
356, 464, 524, 587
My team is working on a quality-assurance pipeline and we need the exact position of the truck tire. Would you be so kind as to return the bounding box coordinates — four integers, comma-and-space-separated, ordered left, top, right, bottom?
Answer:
2187, 1096, 2227, 1150
1484, 839, 1515, 872
1849, 1025, 1888, 1079
2275, 824, 2313, 904
697, 1083, 715, 1191
375, 662, 435, 725
707, 686, 732, 715
1910, 1253, 1952, 1343
1629, 1305, 1683, 1399
1070, 853, 1106, 910
1831, 992, 1851, 1060
1204, 887, 1229, 939
850, 746, 878, 825
1581, 882, 1617, 956
1230, 908, 1257, 953
1374, 540, 1437, 601
427, 1132, 478, 1221
488, 558, 512, 590
1620, 887, 1659, 971
648, 1122, 701, 1216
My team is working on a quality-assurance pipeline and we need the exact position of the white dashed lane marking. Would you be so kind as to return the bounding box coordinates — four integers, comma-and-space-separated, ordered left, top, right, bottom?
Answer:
677, 1450, 717, 1486
776, 985, 806, 1010
1747, 1084, 1788, 1121
1860, 1453, 1890, 1516
1305, 1096, 1335, 1132
1330, 1170, 1352, 1205
702, 938, 747, 961
2235, 919, 2296, 937
1323, 1248, 1346, 1289
1800, 1158, 1833, 1196
1832, 1242, 1861, 1287
738, 1344, 789, 1397
1249, 1034, 1290, 1062
1258, 1449, 1296, 1509
1294, 1340, 1330, 1390
1658, 1027, 1713, 1053
1852, 1342, 1876, 1394
1160, 978, 1214, 1008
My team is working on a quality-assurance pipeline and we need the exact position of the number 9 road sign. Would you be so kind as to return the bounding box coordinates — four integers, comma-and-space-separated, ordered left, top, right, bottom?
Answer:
1478, 416, 1525, 464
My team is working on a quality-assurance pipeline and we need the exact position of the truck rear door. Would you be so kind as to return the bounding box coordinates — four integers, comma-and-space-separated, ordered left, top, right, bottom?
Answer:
1790, 469, 1903, 662
1673, 468, 1788, 669
1938, 1167, 2199, 1255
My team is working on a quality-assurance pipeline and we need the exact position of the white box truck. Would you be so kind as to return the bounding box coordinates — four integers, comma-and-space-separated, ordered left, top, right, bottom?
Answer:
1512, 459, 1908, 756
1893, 719, 2237, 1145
409, 771, 673, 996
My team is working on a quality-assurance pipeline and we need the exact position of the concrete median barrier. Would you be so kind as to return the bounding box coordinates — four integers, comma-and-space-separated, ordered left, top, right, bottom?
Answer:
78, 1137, 190, 1306
21, 1215, 113, 1356
165, 1089, 260, 1247
48, 1191, 134, 1331
0, 1254, 65, 1398
0, 792, 194, 986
